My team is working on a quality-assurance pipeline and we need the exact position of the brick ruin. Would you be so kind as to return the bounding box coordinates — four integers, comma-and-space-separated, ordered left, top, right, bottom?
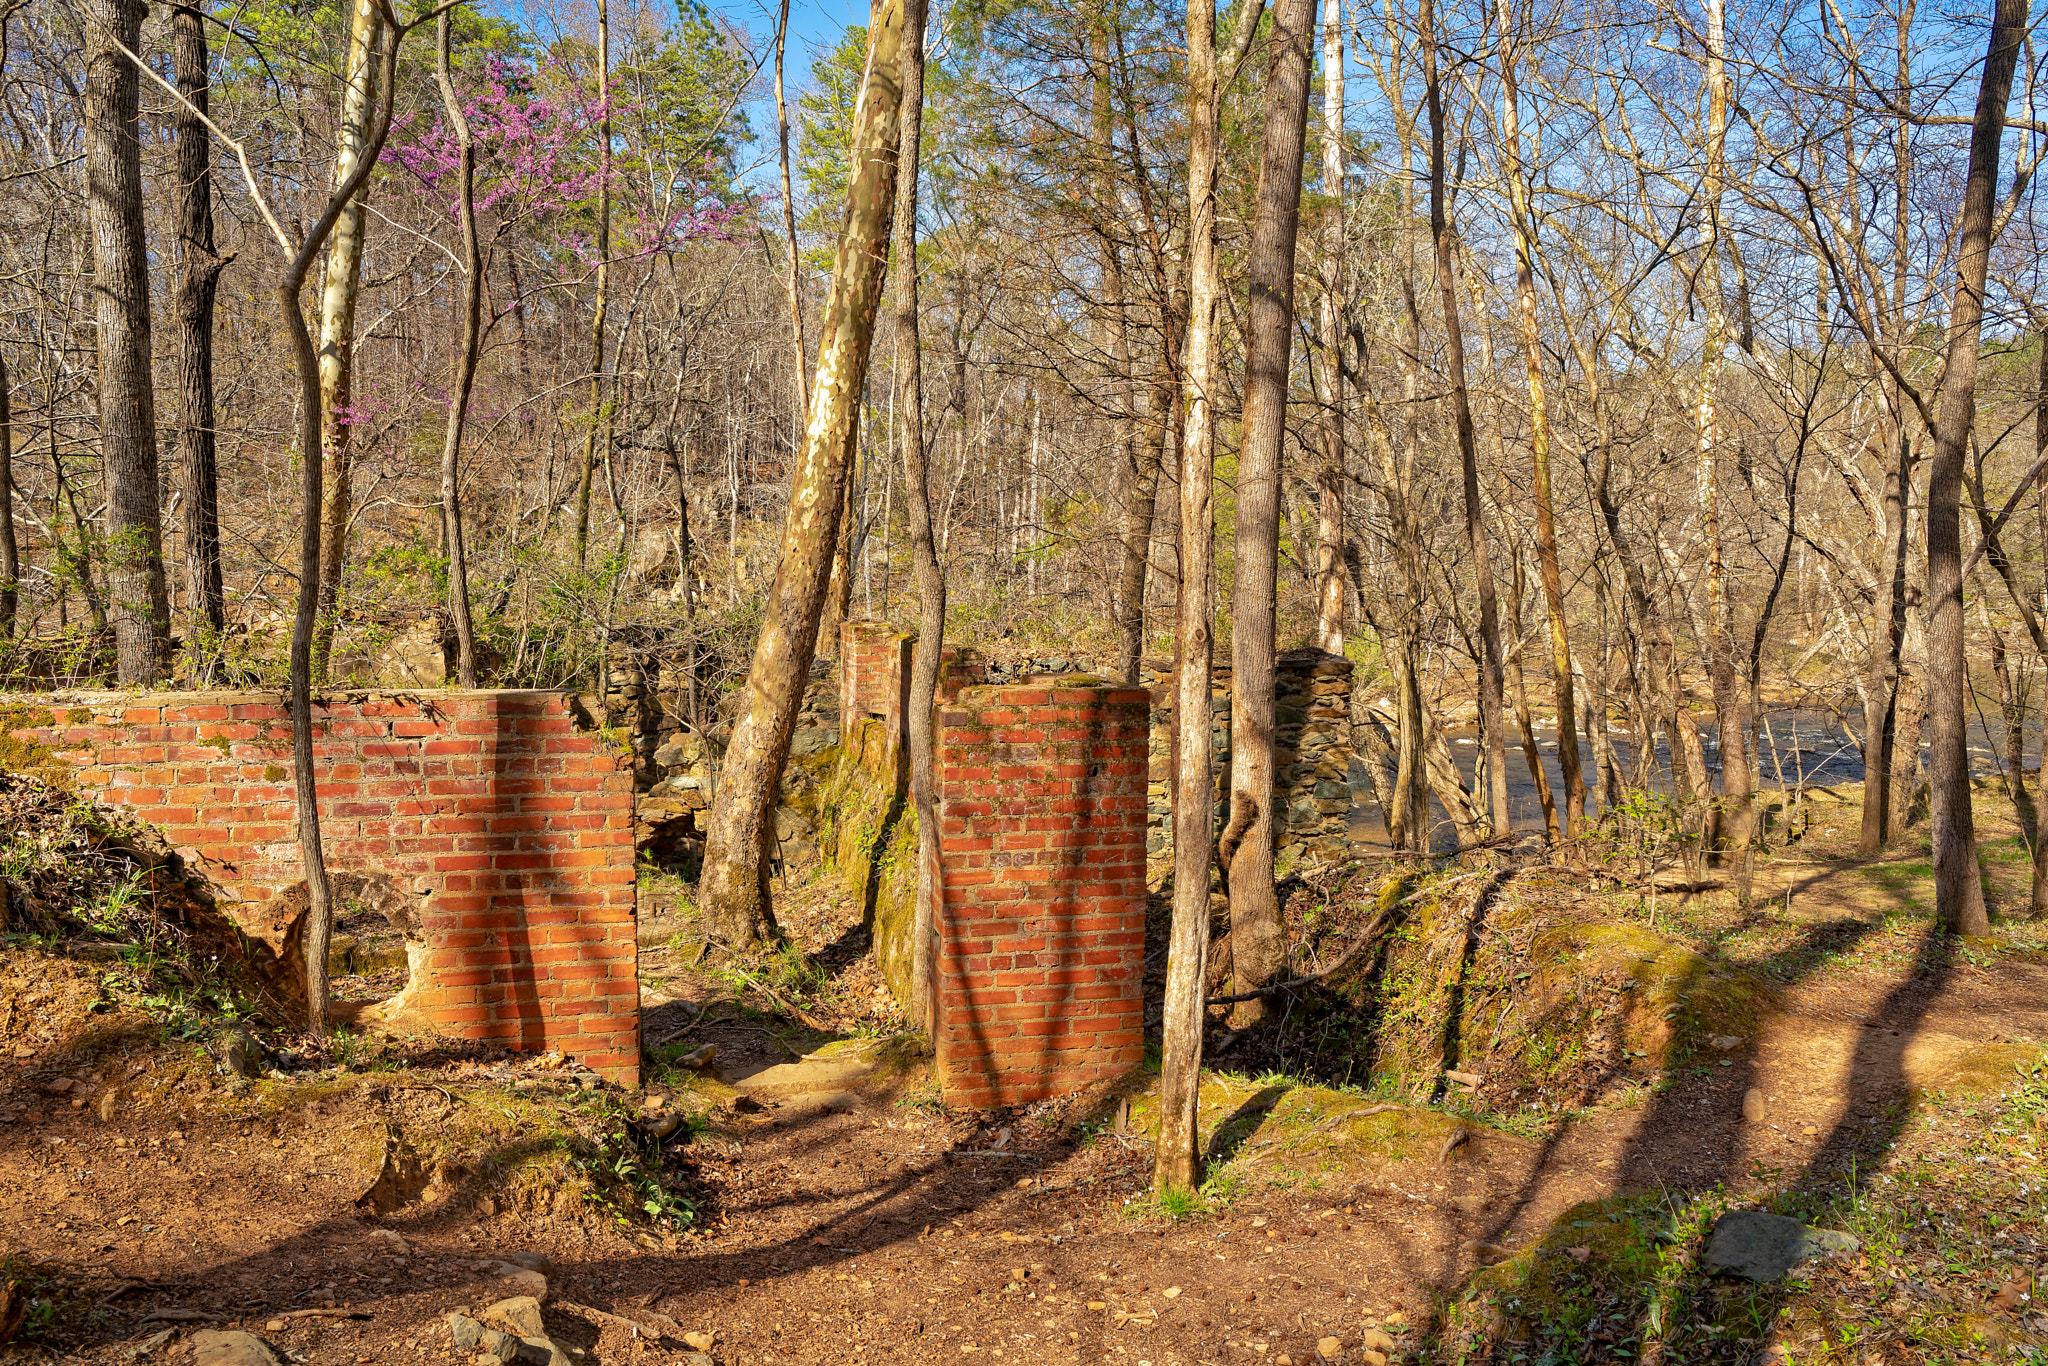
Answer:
2, 691, 641, 1084
1, 630, 1355, 1108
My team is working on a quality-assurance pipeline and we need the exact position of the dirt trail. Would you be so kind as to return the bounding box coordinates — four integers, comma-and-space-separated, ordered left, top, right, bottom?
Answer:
5, 851, 2047, 1364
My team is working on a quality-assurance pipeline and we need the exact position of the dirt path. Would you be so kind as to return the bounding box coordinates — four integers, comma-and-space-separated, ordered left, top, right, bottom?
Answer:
6, 844, 2048, 1365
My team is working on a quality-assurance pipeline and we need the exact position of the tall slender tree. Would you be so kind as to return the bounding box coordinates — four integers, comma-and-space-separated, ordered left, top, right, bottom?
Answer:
1224, 0, 1317, 1020
1494, 0, 1583, 833
1156, 0, 1267, 1195
1419, 0, 1508, 837
172, 1, 229, 664
573, 0, 614, 567
86, 0, 170, 683
895, 0, 939, 1033
0, 352, 15, 639
697, 0, 908, 947
433, 7, 482, 686
312, 0, 384, 678
1311, 0, 1347, 655
1926, 0, 2026, 936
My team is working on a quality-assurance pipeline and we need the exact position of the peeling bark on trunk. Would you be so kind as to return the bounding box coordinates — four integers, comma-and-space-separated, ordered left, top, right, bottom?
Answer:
697, 0, 907, 948
312, 0, 383, 680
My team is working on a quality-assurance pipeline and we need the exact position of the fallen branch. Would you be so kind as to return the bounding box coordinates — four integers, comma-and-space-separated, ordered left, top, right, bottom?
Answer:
1205, 871, 1489, 1006
277, 1308, 370, 1321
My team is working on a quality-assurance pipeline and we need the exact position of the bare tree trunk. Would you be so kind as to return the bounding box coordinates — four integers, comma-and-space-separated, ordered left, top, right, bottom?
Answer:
1495, 0, 1581, 834
434, 9, 481, 686
1310, 0, 1346, 654
1156, 0, 1265, 1196
2035, 341, 2048, 916
1926, 0, 2024, 936
1419, 0, 1507, 838
1693, 0, 1757, 862
775, 0, 809, 419
1859, 431, 1912, 853
87, 0, 169, 684
172, 3, 228, 667
312, 0, 383, 680
698, 0, 907, 948
1223, 0, 1316, 1024
573, 0, 613, 567
0, 352, 14, 638
894, 0, 939, 1034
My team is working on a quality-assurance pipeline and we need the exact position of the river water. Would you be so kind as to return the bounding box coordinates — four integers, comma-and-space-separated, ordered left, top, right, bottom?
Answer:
1349, 709, 2029, 844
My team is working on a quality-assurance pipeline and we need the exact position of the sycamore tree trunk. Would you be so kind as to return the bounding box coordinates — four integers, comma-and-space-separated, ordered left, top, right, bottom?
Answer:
1496, 0, 1583, 834
87, 0, 170, 684
1694, 0, 1758, 863
312, 0, 383, 680
698, 0, 907, 948
1926, 0, 2024, 936
1311, 0, 1346, 654
893, 0, 939, 1033
1223, 0, 1316, 1024
1419, 0, 1508, 837
173, 2, 229, 665
1157, 0, 1267, 1195
434, 10, 481, 686
775, 0, 809, 419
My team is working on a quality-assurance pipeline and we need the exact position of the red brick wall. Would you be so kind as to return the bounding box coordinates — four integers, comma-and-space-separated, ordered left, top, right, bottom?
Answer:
932, 683, 1149, 1108
4, 690, 640, 1083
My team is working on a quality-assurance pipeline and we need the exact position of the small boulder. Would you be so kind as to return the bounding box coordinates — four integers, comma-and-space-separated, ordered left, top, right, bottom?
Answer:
1317, 1335, 1344, 1361
1742, 1088, 1768, 1122
1703, 1211, 1859, 1282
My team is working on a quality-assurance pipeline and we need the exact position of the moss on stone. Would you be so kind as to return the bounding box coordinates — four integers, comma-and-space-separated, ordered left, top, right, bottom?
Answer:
0, 705, 73, 787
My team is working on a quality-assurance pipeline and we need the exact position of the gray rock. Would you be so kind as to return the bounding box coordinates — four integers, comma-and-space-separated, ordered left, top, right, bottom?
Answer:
189, 1330, 282, 1366
213, 1025, 261, 1080
448, 1312, 487, 1350
1703, 1211, 1859, 1281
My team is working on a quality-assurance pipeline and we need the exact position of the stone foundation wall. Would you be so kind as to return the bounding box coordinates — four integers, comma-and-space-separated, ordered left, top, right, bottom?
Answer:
1142, 648, 1355, 865
2, 691, 641, 1083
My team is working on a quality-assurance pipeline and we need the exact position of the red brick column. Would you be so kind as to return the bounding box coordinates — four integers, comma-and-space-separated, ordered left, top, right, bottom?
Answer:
840, 620, 914, 782
2, 690, 640, 1083
933, 682, 1150, 1108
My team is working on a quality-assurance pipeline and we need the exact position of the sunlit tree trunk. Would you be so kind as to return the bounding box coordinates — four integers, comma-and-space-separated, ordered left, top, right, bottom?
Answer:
1157, 0, 1266, 1196
698, 0, 907, 948
1310, 0, 1346, 654
312, 0, 383, 679
1419, 0, 1508, 838
1925, 0, 2023, 936
434, 9, 481, 686
1224, 0, 1316, 1023
573, 0, 613, 567
87, 0, 170, 684
894, 0, 939, 1033
1495, 0, 1582, 834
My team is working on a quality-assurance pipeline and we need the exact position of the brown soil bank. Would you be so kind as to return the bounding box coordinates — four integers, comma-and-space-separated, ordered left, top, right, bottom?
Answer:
4, 780, 2048, 1365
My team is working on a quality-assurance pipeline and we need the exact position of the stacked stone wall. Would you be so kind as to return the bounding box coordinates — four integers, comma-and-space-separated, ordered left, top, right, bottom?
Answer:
1143, 648, 1355, 865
